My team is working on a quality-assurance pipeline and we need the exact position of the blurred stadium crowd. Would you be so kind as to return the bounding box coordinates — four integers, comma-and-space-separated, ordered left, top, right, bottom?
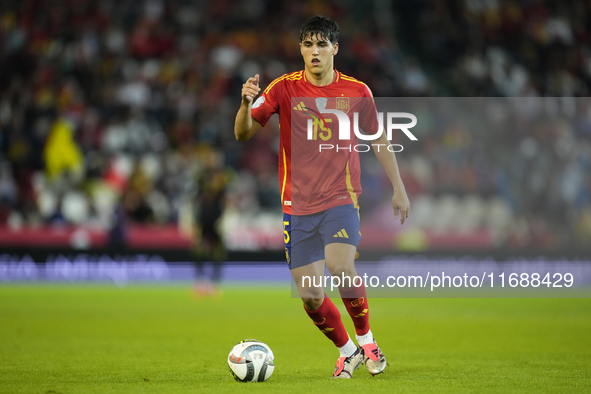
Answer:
0, 0, 590, 251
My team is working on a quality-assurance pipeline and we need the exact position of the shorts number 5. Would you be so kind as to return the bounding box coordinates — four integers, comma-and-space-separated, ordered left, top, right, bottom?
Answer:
283, 221, 290, 244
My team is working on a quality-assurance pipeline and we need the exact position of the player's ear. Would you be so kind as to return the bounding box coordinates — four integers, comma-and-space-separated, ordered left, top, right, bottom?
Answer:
300, 42, 303, 56
332, 42, 339, 56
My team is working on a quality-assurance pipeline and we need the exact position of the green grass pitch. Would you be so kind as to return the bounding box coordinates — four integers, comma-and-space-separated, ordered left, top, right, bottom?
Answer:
0, 284, 590, 393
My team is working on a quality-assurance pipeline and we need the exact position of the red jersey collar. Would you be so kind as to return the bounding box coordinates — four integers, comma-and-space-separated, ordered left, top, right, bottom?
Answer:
303, 69, 340, 87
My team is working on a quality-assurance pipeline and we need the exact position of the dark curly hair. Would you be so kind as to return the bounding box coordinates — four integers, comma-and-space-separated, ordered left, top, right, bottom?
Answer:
299, 15, 339, 44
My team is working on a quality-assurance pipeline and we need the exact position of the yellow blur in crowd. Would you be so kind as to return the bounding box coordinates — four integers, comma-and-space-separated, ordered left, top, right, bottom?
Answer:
43, 118, 84, 180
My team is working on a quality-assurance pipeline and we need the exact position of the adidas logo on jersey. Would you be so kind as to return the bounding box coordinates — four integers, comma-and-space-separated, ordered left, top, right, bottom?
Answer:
293, 101, 307, 111
334, 229, 349, 238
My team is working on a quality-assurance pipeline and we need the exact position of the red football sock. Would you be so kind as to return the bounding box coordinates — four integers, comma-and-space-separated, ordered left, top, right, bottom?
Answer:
304, 295, 349, 348
339, 285, 370, 336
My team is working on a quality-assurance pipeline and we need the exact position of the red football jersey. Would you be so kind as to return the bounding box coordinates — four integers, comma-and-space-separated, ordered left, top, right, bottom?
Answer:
251, 70, 379, 215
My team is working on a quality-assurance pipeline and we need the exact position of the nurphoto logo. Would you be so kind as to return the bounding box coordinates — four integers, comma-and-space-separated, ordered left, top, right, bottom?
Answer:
303, 97, 418, 152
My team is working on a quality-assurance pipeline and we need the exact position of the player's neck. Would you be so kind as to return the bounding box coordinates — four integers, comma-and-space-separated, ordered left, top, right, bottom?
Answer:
305, 68, 336, 87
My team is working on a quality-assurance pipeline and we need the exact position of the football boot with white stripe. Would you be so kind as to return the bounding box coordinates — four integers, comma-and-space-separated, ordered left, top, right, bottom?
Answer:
332, 347, 363, 379
361, 341, 387, 376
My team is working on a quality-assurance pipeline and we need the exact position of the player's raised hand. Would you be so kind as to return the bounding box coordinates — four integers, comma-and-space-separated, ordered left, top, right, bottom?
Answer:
392, 188, 411, 225
241, 74, 260, 105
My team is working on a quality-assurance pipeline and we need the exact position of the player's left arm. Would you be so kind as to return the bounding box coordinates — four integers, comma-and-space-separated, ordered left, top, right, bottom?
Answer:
371, 132, 411, 225
360, 85, 410, 224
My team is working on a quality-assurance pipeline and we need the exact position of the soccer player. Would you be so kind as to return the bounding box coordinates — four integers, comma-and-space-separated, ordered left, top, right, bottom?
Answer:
234, 15, 410, 378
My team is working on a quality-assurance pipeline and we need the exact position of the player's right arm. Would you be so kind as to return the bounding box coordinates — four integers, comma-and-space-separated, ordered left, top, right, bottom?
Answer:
234, 74, 262, 141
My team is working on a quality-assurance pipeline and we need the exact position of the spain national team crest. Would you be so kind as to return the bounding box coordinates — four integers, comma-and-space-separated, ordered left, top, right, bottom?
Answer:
351, 297, 365, 307
336, 97, 349, 113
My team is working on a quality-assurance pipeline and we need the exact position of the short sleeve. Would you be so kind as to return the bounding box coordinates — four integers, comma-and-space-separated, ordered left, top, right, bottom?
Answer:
251, 79, 281, 127
359, 84, 380, 135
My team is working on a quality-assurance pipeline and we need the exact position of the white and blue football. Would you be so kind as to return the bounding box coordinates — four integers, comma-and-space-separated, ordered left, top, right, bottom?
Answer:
228, 339, 275, 382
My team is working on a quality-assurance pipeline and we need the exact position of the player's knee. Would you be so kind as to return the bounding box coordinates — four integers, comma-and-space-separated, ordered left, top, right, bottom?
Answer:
327, 265, 357, 280
302, 297, 324, 312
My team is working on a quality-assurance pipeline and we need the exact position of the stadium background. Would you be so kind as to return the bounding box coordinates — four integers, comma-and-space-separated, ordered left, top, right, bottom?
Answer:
0, 1, 590, 392
1, 0, 591, 265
